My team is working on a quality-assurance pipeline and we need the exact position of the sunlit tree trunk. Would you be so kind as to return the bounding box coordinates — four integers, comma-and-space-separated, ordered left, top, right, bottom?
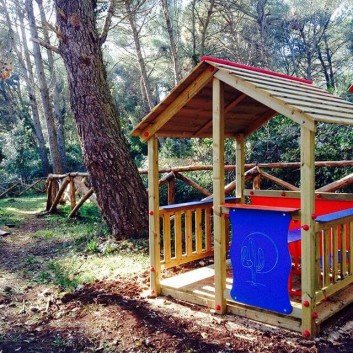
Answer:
124, 0, 154, 112
36, 0, 67, 171
25, 0, 63, 173
2, 0, 50, 176
161, 0, 181, 84
54, 0, 148, 239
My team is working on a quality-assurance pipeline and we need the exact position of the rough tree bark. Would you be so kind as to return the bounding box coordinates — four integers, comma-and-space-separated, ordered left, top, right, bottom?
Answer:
36, 0, 67, 171
25, 0, 63, 173
53, 0, 148, 239
161, 0, 182, 84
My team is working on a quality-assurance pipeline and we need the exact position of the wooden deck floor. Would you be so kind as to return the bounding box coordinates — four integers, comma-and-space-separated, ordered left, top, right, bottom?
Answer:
160, 264, 303, 331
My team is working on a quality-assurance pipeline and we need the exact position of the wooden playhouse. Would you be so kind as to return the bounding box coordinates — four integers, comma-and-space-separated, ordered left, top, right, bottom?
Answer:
132, 56, 353, 338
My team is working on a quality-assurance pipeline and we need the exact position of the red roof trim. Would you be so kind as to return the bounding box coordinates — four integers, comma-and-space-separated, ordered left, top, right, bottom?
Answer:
201, 56, 313, 85
349, 85, 353, 93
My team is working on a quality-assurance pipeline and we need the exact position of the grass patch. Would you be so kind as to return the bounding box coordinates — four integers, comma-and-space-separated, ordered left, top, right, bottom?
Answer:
2, 195, 149, 292
0, 196, 46, 225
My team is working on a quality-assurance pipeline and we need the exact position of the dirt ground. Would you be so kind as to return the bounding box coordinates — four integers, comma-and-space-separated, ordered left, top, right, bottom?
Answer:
1, 216, 353, 352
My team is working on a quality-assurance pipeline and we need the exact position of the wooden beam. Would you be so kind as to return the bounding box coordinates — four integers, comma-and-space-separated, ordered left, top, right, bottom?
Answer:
18, 179, 44, 196
214, 69, 316, 132
68, 188, 94, 218
138, 160, 353, 174
225, 93, 247, 113
316, 172, 353, 192
192, 93, 247, 136
235, 134, 245, 202
46, 180, 53, 211
174, 172, 211, 196
202, 166, 260, 201
300, 124, 317, 337
212, 77, 226, 314
0, 181, 21, 198
148, 137, 161, 296
167, 176, 176, 205
258, 169, 299, 191
69, 177, 76, 210
158, 171, 175, 187
140, 69, 215, 141
49, 177, 70, 213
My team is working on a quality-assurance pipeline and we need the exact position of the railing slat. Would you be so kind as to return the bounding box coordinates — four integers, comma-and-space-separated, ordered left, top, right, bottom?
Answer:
323, 229, 331, 287
315, 231, 322, 290
342, 223, 347, 278
195, 208, 203, 253
205, 207, 212, 251
185, 210, 193, 256
333, 226, 339, 283
175, 211, 182, 261
349, 222, 353, 275
164, 214, 171, 263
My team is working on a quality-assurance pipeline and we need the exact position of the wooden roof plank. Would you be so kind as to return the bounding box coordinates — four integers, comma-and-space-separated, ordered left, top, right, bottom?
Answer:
292, 106, 353, 119
192, 93, 248, 136
282, 99, 353, 115
230, 72, 353, 106
214, 69, 316, 131
140, 68, 215, 141
271, 95, 353, 111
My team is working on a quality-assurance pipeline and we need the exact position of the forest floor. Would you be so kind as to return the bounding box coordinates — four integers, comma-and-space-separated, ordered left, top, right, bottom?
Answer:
0, 196, 353, 353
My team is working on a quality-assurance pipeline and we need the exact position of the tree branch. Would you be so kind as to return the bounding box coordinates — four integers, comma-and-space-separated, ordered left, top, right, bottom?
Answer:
31, 37, 60, 54
99, 0, 115, 45
43, 20, 63, 39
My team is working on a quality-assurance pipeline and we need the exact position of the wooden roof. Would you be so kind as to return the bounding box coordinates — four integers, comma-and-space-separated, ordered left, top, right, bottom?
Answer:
132, 57, 353, 141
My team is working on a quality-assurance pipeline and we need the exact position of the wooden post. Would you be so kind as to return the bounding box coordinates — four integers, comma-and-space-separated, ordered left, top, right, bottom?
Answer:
46, 179, 53, 211
253, 174, 261, 190
69, 177, 76, 210
49, 177, 70, 213
235, 134, 245, 202
300, 124, 317, 337
167, 175, 175, 205
68, 188, 94, 218
212, 77, 226, 314
148, 137, 161, 296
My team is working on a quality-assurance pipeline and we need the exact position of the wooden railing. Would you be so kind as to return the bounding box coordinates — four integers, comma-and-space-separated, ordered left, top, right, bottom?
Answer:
0, 178, 46, 198
159, 202, 214, 269
45, 161, 353, 216
315, 215, 353, 303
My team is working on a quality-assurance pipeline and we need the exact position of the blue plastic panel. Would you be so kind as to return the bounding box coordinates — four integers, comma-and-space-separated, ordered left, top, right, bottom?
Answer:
316, 207, 353, 223
161, 196, 237, 210
229, 208, 293, 315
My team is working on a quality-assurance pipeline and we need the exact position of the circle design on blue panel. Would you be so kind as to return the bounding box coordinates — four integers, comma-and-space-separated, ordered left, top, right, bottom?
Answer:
240, 232, 279, 285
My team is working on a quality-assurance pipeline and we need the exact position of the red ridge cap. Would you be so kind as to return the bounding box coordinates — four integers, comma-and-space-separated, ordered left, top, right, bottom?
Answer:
349, 84, 353, 93
201, 56, 313, 85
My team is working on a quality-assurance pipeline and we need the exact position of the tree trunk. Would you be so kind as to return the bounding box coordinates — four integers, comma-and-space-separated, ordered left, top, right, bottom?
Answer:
324, 34, 335, 90
161, 0, 182, 84
317, 44, 331, 89
256, 0, 268, 66
25, 0, 63, 174
200, 0, 215, 57
124, 0, 154, 112
54, 0, 148, 239
5, 1, 50, 176
36, 0, 67, 171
